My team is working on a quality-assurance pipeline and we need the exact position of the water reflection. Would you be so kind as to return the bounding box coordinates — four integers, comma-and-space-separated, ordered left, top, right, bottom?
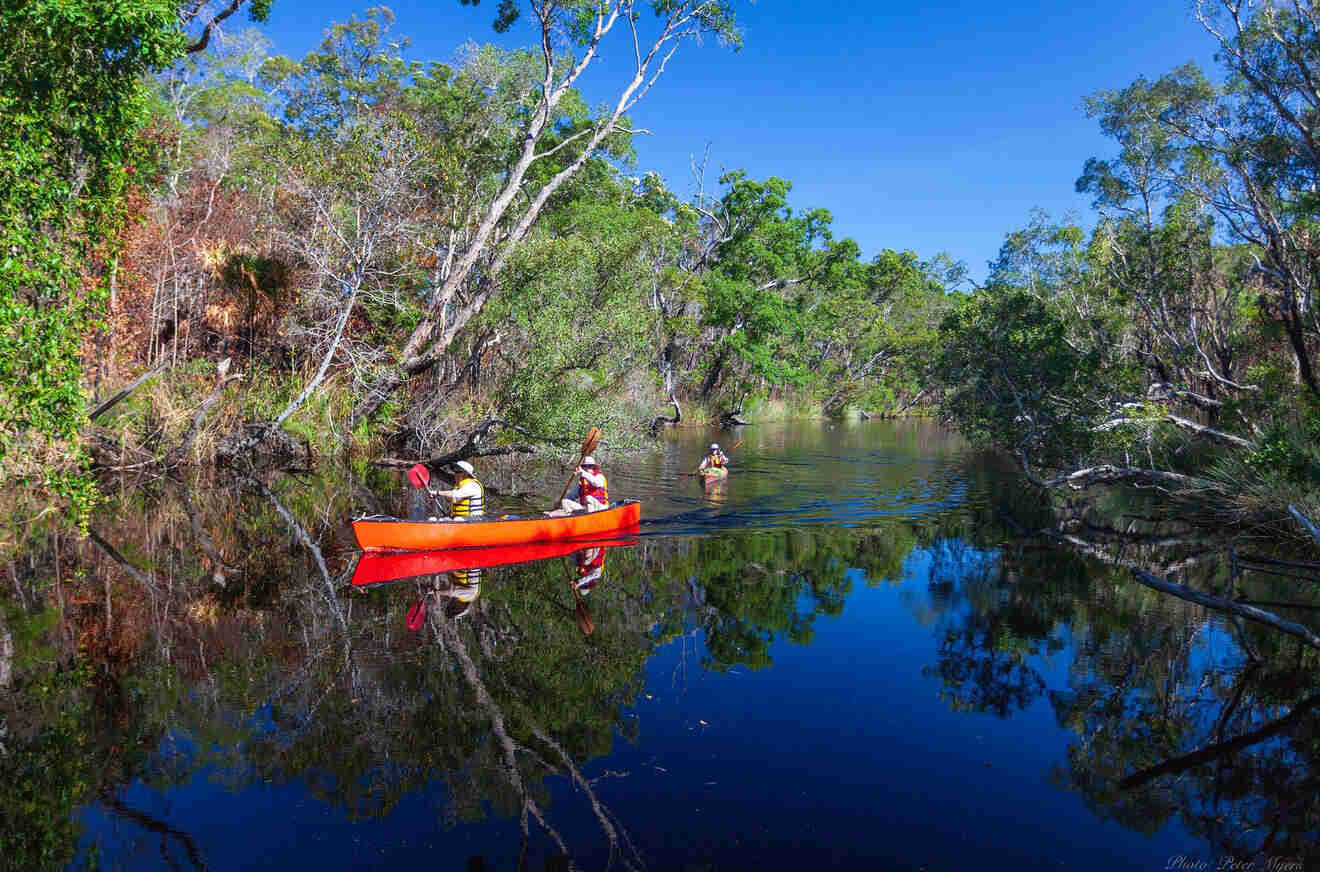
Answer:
0, 422, 1317, 869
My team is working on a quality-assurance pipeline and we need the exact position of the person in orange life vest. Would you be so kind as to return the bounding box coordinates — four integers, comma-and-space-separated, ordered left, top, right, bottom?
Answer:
549, 455, 608, 516
697, 443, 728, 473
573, 546, 606, 594
430, 460, 485, 520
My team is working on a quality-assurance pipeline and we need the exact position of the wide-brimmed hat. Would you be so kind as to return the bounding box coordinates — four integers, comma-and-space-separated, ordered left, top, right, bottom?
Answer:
581, 455, 599, 467
454, 460, 474, 475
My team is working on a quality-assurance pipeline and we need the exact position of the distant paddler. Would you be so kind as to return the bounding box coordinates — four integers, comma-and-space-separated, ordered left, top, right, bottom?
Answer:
696, 442, 729, 476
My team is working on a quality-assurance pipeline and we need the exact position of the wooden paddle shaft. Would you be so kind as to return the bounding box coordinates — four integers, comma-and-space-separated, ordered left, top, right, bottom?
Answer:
558, 427, 601, 505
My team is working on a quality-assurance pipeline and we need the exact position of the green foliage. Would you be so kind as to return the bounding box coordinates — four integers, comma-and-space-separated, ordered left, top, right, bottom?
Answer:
480, 200, 666, 441
0, 0, 190, 507
934, 288, 1109, 466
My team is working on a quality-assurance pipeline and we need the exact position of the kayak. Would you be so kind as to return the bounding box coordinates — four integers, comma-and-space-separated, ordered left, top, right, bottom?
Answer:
352, 499, 642, 552
699, 466, 728, 480
352, 536, 639, 586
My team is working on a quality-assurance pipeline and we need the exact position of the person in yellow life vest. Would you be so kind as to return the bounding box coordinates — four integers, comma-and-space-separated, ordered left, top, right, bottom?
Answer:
443, 569, 481, 618
431, 460, 484, 520
697, 443, 729, 473
548, 456, 608, 515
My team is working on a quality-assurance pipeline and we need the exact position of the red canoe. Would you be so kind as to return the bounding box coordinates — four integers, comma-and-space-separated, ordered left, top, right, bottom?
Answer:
352, 499, 642, 552
351, 536, 639, 586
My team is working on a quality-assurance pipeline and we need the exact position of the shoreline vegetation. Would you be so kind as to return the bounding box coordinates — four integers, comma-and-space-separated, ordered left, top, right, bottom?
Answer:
2, 0, 1320, 543
3, 0, 951, 521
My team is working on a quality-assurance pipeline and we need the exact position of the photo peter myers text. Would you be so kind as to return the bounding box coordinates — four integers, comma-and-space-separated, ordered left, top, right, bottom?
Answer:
1164, 857, 1303, 872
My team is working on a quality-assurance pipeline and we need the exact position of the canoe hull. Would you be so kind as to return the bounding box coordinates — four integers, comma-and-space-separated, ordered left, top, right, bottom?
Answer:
351, 535, 639, 586
353, 499, 642, 552
700, 467, 728, 481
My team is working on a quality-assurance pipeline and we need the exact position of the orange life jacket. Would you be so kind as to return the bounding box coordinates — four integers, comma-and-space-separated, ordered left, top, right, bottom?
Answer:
576, 549, 606, 575
580, 471, 608, 504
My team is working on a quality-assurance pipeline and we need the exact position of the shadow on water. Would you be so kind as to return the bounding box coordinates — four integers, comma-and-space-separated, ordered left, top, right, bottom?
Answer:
0, 420, 1317, 870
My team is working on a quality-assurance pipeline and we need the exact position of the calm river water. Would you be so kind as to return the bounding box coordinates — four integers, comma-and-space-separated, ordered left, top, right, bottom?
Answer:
3, 420, 1317, 870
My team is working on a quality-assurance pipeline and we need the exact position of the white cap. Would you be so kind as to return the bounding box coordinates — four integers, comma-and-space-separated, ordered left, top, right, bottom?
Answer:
582, 455, 598, 466
455, 460, 474, 475
710, 443, 720, 450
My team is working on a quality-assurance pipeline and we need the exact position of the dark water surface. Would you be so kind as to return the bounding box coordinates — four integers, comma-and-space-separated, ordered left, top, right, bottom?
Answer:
4, 420, 1317, 870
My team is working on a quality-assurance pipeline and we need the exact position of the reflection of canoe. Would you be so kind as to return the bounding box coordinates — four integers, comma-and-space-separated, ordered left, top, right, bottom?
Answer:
699, 467, 728, 481
352, 500, 642, 552
352, 536, 639, 586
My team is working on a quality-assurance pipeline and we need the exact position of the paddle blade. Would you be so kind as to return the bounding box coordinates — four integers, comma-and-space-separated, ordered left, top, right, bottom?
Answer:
576, 599, 594, 636
406, 598, 426, 631
730, 439, 744, 451
581, 426, 601, 458
408, 463, 430, 489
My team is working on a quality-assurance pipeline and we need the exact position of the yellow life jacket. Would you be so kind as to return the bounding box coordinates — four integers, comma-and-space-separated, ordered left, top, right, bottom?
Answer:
450, 476, 485, 518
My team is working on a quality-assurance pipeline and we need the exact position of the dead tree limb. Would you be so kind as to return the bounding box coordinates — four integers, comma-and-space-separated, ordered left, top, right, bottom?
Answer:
649, 394, 681, 436
87, 362, 168, 422
1021, 460, 1229, 493
1130, 568, 1320, 649
375, 418, 570, 469
171, 358, 243, 465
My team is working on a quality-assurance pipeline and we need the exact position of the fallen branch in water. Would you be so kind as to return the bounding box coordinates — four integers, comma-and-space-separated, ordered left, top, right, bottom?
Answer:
375, 418, 571, 470
1130, 568, 1320, 649
1020, 459, 1229, 494
648, 394, 681, 436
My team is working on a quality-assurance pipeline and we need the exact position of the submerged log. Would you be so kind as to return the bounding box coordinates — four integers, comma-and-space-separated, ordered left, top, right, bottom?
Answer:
1130, 568, 1320, 649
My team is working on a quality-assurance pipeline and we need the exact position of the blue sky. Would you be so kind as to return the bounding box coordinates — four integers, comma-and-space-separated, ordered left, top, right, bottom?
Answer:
250, 1, 1221, 284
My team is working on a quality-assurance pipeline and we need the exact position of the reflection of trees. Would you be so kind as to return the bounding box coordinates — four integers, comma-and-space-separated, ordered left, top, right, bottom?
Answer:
908, 474, 1320, 864
921, 539, 1085, 717
4, 469, 978, 866
6, 454, 1317, 868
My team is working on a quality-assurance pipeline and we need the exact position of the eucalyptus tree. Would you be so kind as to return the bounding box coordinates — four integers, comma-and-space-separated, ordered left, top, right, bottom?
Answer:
348, 0, 744, 425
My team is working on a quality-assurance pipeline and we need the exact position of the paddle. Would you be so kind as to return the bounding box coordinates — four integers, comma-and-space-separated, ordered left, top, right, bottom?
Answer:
408, 463, 450, 515
406, 597, 426, 631
554, 426, 602, 510
572, 583, 595, 636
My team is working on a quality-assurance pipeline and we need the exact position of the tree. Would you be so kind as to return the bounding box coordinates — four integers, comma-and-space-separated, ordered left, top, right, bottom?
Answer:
349, 0, 742, 424
0, 0, 269, 499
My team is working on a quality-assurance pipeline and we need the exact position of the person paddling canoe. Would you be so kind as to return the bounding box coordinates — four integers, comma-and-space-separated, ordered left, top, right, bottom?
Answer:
546, 455, 608, 516
697, 443, 729, 476
431, 460, 485, 520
